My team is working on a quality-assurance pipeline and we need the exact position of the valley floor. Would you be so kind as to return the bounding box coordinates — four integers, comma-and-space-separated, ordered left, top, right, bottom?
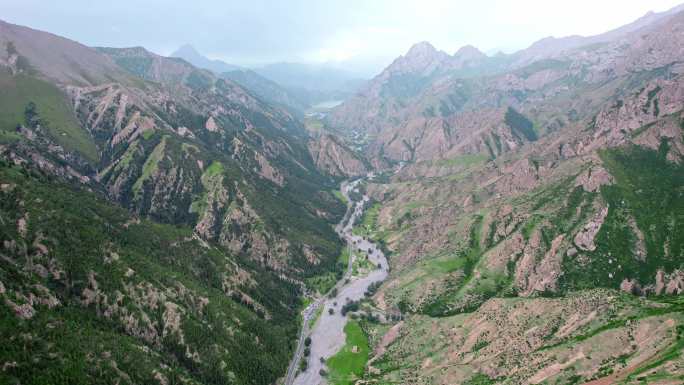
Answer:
289, 178, 389, 385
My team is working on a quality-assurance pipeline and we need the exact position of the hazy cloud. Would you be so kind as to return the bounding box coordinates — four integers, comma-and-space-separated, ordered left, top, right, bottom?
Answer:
2, 0, 682, 76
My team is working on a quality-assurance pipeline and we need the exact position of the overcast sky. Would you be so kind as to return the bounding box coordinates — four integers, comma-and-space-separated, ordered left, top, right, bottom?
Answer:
2, 0, 683, 76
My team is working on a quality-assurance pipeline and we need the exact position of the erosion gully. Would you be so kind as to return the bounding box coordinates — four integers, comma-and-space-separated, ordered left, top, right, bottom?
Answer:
285, 176, 389, 385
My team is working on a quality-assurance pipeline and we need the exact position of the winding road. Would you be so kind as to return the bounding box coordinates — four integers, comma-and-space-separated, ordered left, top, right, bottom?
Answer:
284, 177, 389, 385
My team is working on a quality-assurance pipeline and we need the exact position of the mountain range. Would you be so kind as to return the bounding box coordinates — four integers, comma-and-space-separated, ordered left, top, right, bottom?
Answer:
171, 44, 243, 73
170, 45, 366, 113
1, 3, 684, 385
323, 4, 684, 384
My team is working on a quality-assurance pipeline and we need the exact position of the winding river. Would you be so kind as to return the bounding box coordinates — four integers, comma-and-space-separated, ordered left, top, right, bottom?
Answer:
285, 177, 389, 385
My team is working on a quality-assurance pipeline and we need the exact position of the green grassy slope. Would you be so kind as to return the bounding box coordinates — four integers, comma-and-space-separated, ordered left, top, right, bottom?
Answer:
0, 70, 98, 162
562, 143, 684, 290
0, 161, 300, 385
375, 143, 684, 319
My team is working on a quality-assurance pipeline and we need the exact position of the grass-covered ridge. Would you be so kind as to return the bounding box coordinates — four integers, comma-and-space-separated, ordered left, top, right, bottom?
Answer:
132, 136, 167, 196
0, 70, 98, 161
419, 214, 497, 316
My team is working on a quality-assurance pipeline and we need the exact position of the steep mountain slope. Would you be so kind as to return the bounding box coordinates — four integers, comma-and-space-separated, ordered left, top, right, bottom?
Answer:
327, 41, 497, 142
367, 291, 684, 384
1, 26, 344, 273
0, 20, 133, 87
307, 133, 369, 177
330, 8, 684, 385
0, 20, 348, 384
0, 162, 300, 385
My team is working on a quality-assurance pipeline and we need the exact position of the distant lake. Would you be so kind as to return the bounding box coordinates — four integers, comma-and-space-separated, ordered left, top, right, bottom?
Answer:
312, 100, 343, 109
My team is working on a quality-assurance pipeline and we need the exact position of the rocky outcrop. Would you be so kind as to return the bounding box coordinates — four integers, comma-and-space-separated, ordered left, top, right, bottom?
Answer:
495, 158, 543, 195
574, 205, 609, 252
254, 151, 284, 186
205, 116, 219, 132
621, 269, 684, 296
216, 188, 291, 270
193, 165, 231, 239
574, 165, 613, 192
660, 270, 684, 294
162, 301, 184, 341
577, 80, 684, 158
387, 41, 452, 76
516, 234, 565, 296
370, 290, 683, 384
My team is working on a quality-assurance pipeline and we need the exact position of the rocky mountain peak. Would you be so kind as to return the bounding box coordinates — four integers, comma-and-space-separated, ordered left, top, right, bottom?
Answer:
170, 44, 240, 74
514, 4, 684, 67
405, 41, 439, 57
172, 44, 201, 58
453, 44, 487, 61
383, 41, 451, 76
170, 44, 209, 66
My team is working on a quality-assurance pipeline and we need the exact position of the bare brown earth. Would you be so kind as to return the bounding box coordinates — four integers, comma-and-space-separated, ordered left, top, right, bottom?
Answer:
366, 292, 684, 384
